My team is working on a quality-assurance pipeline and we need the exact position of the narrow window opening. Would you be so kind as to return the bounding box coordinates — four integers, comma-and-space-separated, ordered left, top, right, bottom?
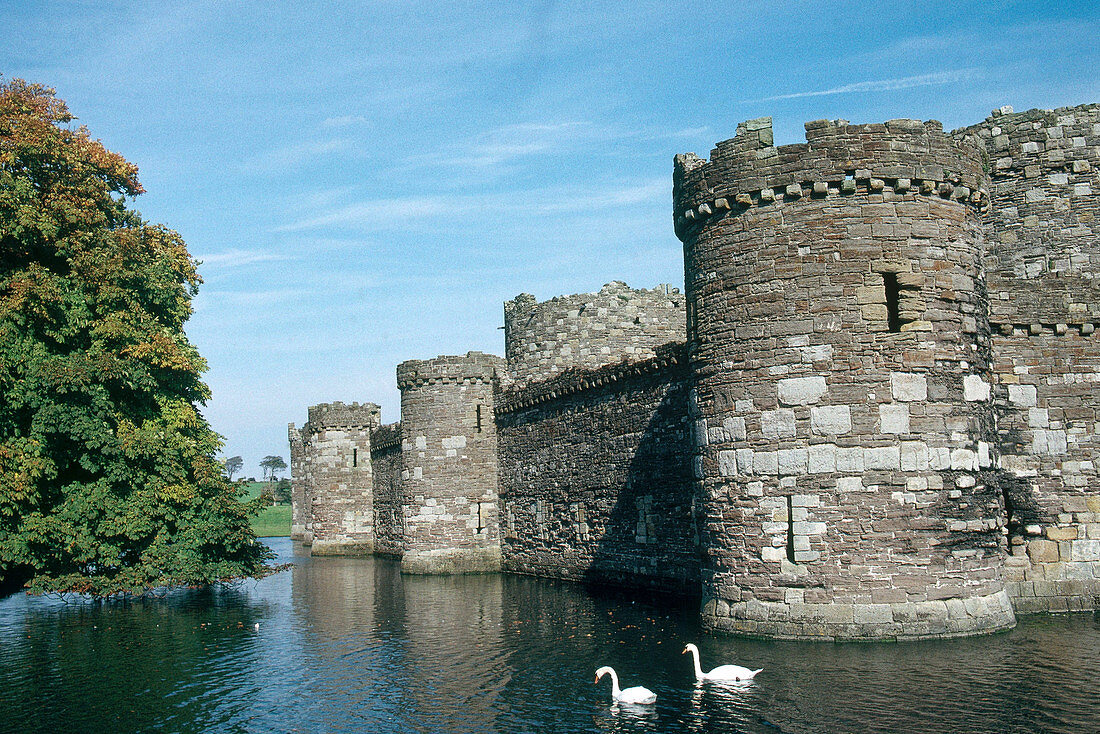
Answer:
883, 272, 902, 332
476, 404, 483, 433
352, 448, 358, 467
785, 495, 796, 563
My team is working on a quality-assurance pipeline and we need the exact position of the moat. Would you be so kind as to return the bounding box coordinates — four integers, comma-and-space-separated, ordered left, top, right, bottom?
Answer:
2, 538, 1097, 733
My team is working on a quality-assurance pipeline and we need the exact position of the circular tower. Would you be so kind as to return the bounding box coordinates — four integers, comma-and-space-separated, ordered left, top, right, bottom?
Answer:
302, 401, 381, 556
396, 351, 504, 574
675, 117, 1015, 639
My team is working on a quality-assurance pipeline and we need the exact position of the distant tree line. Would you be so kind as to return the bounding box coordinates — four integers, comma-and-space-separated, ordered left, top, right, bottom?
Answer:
220, 455, 290, 506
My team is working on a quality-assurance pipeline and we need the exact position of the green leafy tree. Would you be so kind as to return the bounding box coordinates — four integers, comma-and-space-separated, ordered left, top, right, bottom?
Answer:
259, 455, 286, 482
0, 78, 273, 595
274, 478, 291, 505
222, 456, 243, 481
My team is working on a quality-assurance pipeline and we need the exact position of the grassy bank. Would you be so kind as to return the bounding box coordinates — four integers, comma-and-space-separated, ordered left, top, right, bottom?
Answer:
241, 481, 292, 538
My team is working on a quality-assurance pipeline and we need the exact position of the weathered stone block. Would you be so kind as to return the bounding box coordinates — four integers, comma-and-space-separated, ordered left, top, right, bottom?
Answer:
762, 409, 797, 438
891, 372, 927, 401
865, 446, 901, 470
717, 450, 739, 477
1027, 539, 1060, 563
1008, 384, 1038, 407
778, 376, 827, 406
963, 375, 990, 402
879, 404, 910, 434
811, 405, 852, 435
808, 443, 837, 473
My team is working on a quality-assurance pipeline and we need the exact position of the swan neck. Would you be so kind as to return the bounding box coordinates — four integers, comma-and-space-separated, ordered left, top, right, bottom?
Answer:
609, 669, 620, 696
690, 646, 703, 678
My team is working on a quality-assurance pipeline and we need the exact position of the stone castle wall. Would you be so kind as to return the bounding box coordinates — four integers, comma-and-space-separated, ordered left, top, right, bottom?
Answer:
370, 422, 404, 557
675, 116, 1014, 639
496, 344, 697, 594
289, 102, 1100, 641
956, 105, 1100, 612
503, 281, 685, 388
396, 352, 504, 573
288, 424, 310, 541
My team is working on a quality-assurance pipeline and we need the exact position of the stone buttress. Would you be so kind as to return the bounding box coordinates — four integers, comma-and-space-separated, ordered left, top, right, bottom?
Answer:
396, 352, 504, 573
675, 117, 1015, 639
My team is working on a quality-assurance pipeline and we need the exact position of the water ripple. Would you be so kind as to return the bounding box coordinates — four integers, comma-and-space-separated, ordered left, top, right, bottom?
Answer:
1, 541, 1098, 733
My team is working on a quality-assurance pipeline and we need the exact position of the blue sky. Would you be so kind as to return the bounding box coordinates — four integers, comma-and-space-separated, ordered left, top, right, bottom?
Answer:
3, 1, 1097, 478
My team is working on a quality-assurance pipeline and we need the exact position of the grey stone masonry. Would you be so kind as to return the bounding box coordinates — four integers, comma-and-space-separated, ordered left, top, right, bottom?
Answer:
288, 424, 309, 541
503, 281, 685, 388
396, 352, 504, 574
676, 116, 1012, 639
370, 422, 403, 557
496, 344, 698, 594
955, 104, 1100, 611
291, 402, 380, 556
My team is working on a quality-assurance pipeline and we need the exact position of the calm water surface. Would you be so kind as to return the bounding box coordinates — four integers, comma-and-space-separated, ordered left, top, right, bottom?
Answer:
1, 538, 1098, 733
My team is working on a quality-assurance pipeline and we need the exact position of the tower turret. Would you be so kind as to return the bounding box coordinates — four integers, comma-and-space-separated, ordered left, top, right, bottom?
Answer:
675, 117, 1015, 639
299, 401, 381, 555
396, 352, 504, 573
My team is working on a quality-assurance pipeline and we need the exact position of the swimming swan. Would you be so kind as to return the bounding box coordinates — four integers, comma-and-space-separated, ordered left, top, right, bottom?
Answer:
594, 666, 657, 705
682, 643, 762, 682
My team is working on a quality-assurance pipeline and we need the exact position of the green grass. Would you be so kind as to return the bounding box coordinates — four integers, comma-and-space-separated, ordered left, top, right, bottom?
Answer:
251, 503, 292, 537
240, 481, 292, 537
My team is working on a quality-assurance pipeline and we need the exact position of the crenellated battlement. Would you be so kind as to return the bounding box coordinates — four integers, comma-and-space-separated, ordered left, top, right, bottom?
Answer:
674, 117, 988, 239
954, 102, 1100, 180
306, 401, 381, 430
503, 281, 685, 387
370, 422, 402, 453
396, 352, 503, 390
496, 341, 687, 415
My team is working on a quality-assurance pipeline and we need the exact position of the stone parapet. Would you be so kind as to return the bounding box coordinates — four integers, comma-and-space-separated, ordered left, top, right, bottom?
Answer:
307, 401, 381, 429
496, 341, 686, 415
674, 117, 988, 241
397, 352, 502, 389
370, 422, 402, 453
502, 281, 685, 388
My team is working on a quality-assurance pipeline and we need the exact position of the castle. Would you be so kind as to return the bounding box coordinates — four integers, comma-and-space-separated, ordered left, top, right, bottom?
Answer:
290, 102, 1100, 640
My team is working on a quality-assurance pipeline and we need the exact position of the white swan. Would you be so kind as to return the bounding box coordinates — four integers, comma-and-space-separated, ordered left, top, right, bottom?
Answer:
682, 643, 761, 682
594, 666, 657, 705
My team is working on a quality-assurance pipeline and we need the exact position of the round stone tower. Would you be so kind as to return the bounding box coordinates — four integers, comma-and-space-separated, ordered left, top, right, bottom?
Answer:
302, 401, 380, 556
396, 351, 504, 574
674, 117, 1015, 639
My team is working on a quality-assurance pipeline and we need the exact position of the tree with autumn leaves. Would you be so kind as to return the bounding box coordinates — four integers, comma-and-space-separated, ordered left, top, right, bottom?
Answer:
0, 78, 273, 595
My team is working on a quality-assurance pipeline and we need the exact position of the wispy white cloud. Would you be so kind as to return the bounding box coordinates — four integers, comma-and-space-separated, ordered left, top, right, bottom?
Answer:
241, 138, 352, 174
274, 179, 667, 233
755, 69, 980, 102
274, 195, 459, 232
415, 121, 599, 169
194, 248, 291, 268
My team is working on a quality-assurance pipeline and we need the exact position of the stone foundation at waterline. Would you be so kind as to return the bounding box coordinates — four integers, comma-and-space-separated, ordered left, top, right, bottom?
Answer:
291, 102, 1100, 640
